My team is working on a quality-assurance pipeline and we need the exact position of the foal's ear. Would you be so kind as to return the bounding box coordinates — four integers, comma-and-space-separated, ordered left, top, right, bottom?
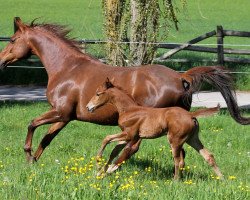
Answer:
105, 77, 114, 89
14, 17, 25, 32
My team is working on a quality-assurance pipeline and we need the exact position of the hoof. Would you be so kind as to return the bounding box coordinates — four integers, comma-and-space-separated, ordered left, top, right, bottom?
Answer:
96, 156, 104, 170
27, 156, 36, 164
106, 164, 119, 174
96, 167, 108, 178
96, 170, 105, 177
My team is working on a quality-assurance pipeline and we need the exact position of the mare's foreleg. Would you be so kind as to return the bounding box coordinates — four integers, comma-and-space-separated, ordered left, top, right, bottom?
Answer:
33, 122, 68, 161
24, 109, 63, 163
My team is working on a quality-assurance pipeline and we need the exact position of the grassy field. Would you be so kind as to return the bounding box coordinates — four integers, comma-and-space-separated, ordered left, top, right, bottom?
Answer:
0, 0, 249, 43
0, 102, 249, 199
0, 0, 249, 89
0, 2, 249, 199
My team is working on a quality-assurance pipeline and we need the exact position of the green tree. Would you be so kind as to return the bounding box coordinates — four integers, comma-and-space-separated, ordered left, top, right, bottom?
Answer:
102, 0, 185, 66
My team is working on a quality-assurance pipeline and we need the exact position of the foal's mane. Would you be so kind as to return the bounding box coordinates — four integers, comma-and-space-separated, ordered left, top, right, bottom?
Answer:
112, 85, 138, 105
30, 20, 83, 53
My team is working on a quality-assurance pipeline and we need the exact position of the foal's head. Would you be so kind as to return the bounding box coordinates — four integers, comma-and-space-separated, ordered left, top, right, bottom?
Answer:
0, 17, 32, 70
86, 78, 114, 113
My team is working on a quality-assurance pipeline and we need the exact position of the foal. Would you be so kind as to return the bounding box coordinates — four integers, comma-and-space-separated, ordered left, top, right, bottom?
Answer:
86, 79, 223, 179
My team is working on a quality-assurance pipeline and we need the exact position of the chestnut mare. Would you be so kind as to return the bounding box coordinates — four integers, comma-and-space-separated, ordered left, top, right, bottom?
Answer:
86, 79, 223, 179
0, 18, 249, 163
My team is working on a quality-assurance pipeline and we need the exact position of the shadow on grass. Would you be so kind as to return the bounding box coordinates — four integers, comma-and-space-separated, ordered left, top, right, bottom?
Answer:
123, 156, 210, 181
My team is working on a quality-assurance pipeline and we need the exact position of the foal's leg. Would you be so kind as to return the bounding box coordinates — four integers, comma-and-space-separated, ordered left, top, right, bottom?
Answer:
167, 134, 185, 180
170, 145, 183, 180
97, 141, 127, 176
24, 109, 62, 163
179, 148, 186, 170
33, 121, 68, 161
186, 132, 223, 178
106, 139, 142, 174
96, 132, 128, 165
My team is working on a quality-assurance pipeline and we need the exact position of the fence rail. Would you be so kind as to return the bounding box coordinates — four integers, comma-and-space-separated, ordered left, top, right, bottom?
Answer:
0, 20, 250, 65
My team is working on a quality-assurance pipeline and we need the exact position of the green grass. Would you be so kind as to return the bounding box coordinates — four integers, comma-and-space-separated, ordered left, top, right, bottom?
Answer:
0, 0, 103, 39
0, 2, 249, 199
0, 0, 249, 89
0, 102, 249, 199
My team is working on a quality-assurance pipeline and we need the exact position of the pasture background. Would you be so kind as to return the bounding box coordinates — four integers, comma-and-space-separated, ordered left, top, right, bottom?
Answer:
0, 0, 249, 199
0, 0, 250, 89
0, 103, 249, 199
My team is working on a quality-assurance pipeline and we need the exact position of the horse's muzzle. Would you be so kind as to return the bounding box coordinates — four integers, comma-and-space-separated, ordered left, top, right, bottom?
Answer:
86, 105, 95, 113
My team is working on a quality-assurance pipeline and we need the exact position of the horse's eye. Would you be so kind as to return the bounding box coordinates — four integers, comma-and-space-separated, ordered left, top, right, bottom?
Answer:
10, 37, 19, 44
96, 92, 103, 96
10, 38, 16, 44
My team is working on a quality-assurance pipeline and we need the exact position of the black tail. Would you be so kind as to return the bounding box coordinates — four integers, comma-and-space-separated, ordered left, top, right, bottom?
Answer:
182, 66, 250, 125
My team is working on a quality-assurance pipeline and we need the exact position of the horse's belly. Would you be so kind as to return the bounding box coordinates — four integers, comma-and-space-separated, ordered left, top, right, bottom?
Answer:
139, 123, 167, 139
76, 104, 119, 125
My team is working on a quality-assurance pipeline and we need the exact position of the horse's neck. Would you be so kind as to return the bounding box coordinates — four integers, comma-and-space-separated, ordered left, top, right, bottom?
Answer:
110, 89, 138, 114
29, 31, 84, 77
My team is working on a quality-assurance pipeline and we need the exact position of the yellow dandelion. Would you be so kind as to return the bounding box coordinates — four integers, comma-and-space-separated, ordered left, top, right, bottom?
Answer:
80, 157, 84, 161
228, 175, 236, 180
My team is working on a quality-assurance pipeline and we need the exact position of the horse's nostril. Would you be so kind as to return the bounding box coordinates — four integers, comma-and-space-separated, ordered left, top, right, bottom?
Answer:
86, 106, 94, 113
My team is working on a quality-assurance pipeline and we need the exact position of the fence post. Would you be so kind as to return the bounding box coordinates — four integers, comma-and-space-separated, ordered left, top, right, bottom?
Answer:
217, 25, 224, 65
13, 17, 20, 33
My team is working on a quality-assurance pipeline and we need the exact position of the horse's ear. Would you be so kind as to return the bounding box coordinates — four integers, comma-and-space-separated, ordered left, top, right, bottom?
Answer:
14, 17, 25, 32
105, 77, 114, 89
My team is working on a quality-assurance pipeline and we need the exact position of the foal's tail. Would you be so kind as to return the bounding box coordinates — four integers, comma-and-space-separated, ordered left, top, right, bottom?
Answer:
181, 66, 250, 125
191, 104, 220, 118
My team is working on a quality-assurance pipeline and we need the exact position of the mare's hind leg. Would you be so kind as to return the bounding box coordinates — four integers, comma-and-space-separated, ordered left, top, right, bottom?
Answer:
24, 109, 63, 163
186, 131, 223, 178
33, 121, 68, 161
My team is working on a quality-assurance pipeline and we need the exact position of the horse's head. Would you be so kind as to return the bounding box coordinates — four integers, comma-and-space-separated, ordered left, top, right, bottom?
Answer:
86, 78, 114, 113
0, 17, 31, 70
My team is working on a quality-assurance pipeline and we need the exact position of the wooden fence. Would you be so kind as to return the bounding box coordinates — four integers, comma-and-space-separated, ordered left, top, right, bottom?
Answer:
0, 19, 250, 65
156, 26, 250, 64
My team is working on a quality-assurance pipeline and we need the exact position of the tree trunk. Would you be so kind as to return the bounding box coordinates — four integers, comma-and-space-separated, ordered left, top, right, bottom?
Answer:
102, 0, 181, 66
102, 0, 128, 66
